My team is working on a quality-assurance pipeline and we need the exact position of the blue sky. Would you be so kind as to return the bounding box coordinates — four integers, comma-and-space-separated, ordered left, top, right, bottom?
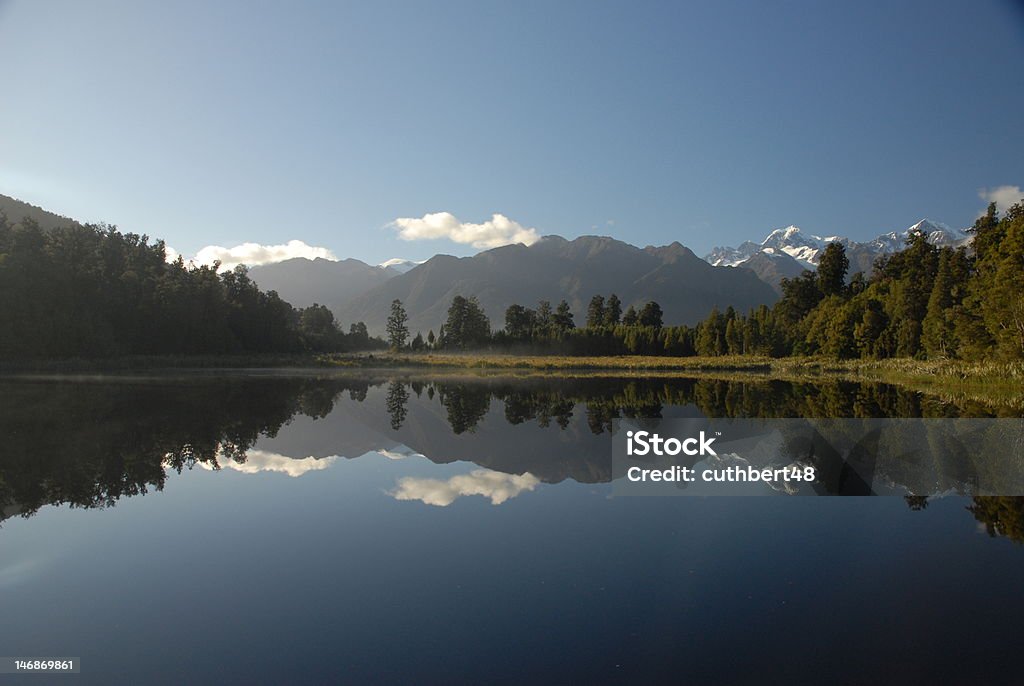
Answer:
1, 0, 1021, 266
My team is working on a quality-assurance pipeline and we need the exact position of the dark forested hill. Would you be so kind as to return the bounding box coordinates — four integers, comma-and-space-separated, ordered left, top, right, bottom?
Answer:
335, 235, 778, 335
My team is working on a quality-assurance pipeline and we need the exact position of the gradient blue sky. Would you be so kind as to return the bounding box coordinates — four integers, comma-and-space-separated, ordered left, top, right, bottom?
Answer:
1, 0, 1022, 265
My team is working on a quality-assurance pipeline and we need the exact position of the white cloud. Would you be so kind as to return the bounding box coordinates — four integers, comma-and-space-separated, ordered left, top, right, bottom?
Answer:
391, 212, 540, 249
164, 245, 180, 263
978, 185, 1023, 215
197, 449, 339, 477
390, 469, 540, 506
191, 240, 337, 271
376, 448, 425, 460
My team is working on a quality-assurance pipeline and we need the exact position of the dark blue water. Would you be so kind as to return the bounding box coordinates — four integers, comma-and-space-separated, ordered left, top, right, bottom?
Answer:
1, 374, 1021, 684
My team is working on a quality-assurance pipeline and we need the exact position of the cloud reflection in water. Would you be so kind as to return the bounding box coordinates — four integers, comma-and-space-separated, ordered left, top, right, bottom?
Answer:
390, 469, 540, 507
199, 450, 339, 478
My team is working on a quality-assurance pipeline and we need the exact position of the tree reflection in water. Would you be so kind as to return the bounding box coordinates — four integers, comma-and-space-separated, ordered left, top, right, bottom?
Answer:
0, 374, 1020, 542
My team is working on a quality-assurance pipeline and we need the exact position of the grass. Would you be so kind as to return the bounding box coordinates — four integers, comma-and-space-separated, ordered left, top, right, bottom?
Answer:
4, 350, 1021, 407
317, 352, 1024, 407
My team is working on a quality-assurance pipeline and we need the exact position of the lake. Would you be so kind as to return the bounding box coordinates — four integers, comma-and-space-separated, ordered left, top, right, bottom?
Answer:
1, 372, 1022, 684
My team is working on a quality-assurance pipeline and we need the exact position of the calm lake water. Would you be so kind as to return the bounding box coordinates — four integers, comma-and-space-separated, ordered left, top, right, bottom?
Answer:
1, 373, 1022, 684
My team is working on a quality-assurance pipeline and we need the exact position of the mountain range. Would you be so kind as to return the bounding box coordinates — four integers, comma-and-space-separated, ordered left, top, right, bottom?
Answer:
247, 257, 399, 314
704, 219, 972, 292
2, 192, 973, 335
252, 235, 778, 335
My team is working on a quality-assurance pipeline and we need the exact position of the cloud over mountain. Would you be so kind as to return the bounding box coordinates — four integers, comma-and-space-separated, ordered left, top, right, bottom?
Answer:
391, 212, 540, 249
978, 185, 1023, 214
193, 240, 338, 271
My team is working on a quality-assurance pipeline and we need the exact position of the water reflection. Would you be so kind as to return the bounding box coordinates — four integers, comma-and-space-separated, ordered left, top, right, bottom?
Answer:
195, 449, 339, 477
0, 374, 1021, 541
390, 469, 541, 506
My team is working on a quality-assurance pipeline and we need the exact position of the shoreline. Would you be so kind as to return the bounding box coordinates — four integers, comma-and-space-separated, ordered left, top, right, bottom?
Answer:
2, 352, 1021, 407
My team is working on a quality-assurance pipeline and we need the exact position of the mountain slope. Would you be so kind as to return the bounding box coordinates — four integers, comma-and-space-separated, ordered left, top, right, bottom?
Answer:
739, 251, 807, 295
334, 235, 778, 335
248, 257, 397, 311
0, 193, 81, 231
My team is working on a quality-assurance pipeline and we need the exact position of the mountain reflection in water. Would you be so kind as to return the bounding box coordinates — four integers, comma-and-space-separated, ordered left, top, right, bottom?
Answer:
0, 373, 1022, 540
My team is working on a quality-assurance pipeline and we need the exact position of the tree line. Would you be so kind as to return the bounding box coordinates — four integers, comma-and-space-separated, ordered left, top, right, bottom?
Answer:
0, 216, 383, 358
387, 201, 1023, 360
694, 201, 1024, 360
7, 199, 1020, 362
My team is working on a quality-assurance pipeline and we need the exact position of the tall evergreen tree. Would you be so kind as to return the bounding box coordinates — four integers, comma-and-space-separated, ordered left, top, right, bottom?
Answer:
922, 249, 957, 358
605, 293, 622, 327
536, 300, 554, 338
586, 295, 606, 328
386, 299, 409, 350
817, 243, 849, 297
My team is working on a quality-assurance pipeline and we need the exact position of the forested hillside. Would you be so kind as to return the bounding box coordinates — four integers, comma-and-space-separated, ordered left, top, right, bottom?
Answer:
402, 202, 1023, 361
0, 216, 380, 358
689, 202, 1023, 360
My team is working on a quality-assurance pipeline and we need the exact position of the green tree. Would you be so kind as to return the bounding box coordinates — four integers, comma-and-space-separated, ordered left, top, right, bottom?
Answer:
553, 300, 575, 334
386, 299, 409, 350
349, 322, 369, 347
586, 295, 606, 328
445, 295, 490, 349
535, 300, 554, 338
975, 203, 1024, 358
504, 303, 536, 340
638, 301, 663, 328
605, 293, 622, 327
817, 242, 849, 297
298, 303, 340, 352
922, 249, 958, 358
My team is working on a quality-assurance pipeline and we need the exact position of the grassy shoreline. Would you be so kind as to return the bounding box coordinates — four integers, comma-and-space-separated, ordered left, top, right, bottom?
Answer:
3, 352, 1021, 406
321, 352, 1024, 406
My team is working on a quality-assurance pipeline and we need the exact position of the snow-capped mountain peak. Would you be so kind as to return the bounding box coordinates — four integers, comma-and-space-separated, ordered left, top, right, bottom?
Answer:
703, 217, 972, 285
904, 219, 970, 247
758, 226, 832, 268
378, 258, 424, 273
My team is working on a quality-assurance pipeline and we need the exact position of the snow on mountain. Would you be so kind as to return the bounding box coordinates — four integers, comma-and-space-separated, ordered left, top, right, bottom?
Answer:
379, 258, 424, 274
704, 219, 971, 275
905, 219, 971, 247
705, 241, 761, 267
759, 226, 832, 268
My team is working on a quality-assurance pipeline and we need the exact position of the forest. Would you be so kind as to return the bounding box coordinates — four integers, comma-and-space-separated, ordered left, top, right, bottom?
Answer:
392, 201, 1023, 361
3, 201, 1021, 362
0, 216, 383, 358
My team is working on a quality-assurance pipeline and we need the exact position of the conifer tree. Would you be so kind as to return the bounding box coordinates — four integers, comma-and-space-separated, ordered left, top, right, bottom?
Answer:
386, 299, 409, 350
